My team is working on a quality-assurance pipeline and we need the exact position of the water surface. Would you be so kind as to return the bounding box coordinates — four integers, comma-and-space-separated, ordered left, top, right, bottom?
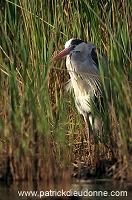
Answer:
0, 180, 131, 200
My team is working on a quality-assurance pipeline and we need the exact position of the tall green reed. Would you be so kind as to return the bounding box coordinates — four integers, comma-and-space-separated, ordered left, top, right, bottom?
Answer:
0, 0, 131, 182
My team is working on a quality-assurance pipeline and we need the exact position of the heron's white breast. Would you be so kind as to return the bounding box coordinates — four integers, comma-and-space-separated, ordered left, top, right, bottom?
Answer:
66, 57, 93, 114
72, 76, 94, 113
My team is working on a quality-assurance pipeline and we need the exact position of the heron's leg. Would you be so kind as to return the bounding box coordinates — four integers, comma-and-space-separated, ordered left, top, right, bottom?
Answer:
93, 116, 103, 138
83, 112, 91, 140
88, 115, 103, 145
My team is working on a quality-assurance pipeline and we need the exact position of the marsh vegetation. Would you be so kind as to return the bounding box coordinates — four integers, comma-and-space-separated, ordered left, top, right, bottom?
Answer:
0, 0, 131, 186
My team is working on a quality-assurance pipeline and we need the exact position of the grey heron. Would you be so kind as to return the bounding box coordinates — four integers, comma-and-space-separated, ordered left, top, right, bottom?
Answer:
51, 39, 107, 137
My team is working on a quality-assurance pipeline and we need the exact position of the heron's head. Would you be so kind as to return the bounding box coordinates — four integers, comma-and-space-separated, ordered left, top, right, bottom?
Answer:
51, 39, 95, 62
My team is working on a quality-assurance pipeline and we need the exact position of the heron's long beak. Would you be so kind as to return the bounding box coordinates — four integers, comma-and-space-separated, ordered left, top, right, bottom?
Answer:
51, 46, 73, 62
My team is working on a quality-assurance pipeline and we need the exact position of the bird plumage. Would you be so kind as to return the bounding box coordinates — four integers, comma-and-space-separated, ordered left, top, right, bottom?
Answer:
51, 39, 107, 136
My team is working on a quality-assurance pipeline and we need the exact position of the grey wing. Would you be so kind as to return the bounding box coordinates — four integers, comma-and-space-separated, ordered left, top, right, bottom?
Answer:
76, 62, 102, 97
76, 49, 107, 97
